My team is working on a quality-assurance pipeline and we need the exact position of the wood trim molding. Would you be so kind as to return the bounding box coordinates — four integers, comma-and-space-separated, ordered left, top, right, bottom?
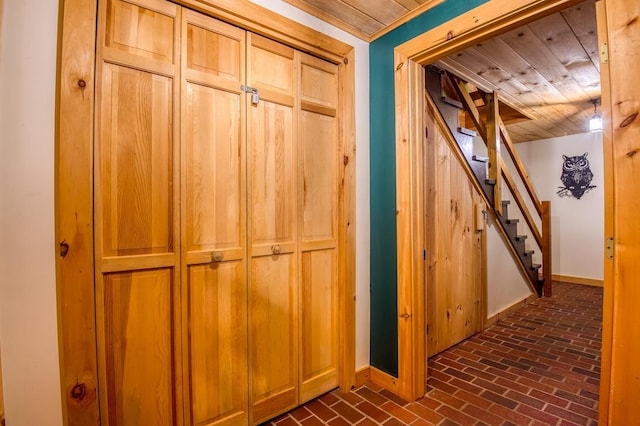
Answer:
394, 52, 426, 402
370, 367, 399, 395
595, 1, 613, 423
369, 0, 446, 41
338, 47, 357, 394
485, 293, 538, 328
397, 0, 582, 63
355, 366, 371, 387
553, 275, 604, 287
175, 0, 351, 63
56, 0, 356, 423
392, 0, 584, 406
56, 0, 100, 424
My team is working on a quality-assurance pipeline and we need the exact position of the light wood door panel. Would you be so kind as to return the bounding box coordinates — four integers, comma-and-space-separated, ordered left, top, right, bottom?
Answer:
298, 53, 340, 402
95, 1, 182, 424
186, 13, 243, 81
249, 34, 295, 106
425, 108, 484, 357
248, 100, 295, 247
247, 33, 298, 424
300, 110, 337, 242
104, 0, 176, 63
100, 270, 177, 426
300, 54, 339, 117
299, 250, 338, 402
181, 10, 248, 426
98, 64, 174, 257
188, 263, 247, 426
249, 254, 298, 424
183, 82, 243, 253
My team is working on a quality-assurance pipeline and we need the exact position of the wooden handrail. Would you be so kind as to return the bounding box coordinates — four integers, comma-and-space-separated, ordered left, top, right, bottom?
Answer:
501, 161, 543, 248
499, 120, 543, 216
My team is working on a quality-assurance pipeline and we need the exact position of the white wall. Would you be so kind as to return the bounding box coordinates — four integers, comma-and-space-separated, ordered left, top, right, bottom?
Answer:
517, 132, 604, 280
249, 0, 371, 369
473, 139, 533, 317
0, 1, 63, 425
486, 216, 533, 317
0, 1, 370, 424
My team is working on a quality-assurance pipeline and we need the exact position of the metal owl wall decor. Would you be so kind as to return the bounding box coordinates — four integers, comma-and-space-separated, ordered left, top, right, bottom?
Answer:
556, 152, 596, 199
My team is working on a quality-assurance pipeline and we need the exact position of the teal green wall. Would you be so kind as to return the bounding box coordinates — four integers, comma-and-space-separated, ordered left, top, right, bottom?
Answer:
369, 0, 488, 377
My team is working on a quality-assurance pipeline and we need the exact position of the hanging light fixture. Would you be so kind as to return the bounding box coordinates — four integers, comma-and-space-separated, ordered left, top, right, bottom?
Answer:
589, 98, 602, 132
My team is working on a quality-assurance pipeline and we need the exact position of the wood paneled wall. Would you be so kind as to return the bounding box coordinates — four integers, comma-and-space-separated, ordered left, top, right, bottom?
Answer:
424, 103, 484, 357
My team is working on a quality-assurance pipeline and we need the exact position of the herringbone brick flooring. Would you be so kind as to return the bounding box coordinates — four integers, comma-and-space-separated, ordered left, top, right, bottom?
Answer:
265, 282, 603, 425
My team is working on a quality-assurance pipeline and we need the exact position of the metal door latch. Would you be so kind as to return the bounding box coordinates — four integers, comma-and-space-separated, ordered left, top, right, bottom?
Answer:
241, 85, 260, 105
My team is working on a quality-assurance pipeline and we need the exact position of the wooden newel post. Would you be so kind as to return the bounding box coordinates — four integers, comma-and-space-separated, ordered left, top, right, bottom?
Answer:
541, 201, 552, 297
487, 92, 502, 216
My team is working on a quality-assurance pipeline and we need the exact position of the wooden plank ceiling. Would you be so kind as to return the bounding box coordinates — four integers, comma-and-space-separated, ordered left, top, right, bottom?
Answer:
285, 0, 600, 143
438, 0, 601, 142
281, 0, 443, 40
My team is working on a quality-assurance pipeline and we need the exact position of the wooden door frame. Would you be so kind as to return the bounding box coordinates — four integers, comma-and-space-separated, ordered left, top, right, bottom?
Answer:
392, 0, 592, 402
55, 0, 356, 423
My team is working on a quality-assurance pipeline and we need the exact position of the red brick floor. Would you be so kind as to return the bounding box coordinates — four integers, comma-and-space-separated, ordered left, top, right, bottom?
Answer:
265, 282, 603, 425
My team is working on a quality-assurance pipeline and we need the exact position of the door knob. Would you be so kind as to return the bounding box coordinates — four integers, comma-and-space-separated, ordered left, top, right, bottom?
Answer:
271, 244, 282, 255
211, 251, 224, 262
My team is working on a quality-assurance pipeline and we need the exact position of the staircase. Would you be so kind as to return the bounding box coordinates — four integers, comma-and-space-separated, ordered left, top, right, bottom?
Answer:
499, 200, 543, 288
425, 66, 551, 296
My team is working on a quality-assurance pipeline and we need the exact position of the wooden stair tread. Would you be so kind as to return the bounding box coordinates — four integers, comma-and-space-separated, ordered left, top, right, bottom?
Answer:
516, 234, 527, 241
472, 155, 489, 163
458, 127, 477, 137
443, 96, 463, 108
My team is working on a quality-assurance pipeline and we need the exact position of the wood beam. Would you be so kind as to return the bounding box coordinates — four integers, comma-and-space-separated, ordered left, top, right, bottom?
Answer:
541, 201, 552, 297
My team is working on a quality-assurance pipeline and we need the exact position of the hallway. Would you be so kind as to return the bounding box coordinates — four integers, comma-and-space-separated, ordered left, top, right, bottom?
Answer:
266, 282, 603, 425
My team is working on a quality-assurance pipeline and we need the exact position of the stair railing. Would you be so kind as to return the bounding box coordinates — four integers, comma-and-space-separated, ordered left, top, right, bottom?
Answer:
447, 72, 552, 296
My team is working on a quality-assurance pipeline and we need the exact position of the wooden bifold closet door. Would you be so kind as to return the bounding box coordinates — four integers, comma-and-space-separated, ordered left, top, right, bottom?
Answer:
181, 10, 248, 426
93, 0, 340, 424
